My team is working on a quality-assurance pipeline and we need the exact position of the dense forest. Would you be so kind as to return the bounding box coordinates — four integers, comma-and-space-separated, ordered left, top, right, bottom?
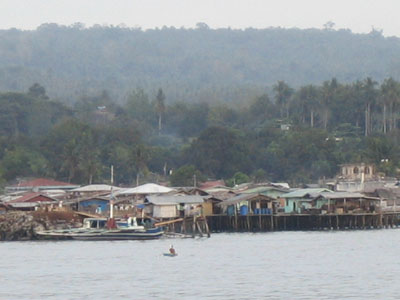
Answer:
1, 24, 400, 187
1, 24, 400, 104
1, 76, 400, 188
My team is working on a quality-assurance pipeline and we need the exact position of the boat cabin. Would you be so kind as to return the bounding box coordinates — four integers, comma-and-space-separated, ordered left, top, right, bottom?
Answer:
83, 218, 107, 229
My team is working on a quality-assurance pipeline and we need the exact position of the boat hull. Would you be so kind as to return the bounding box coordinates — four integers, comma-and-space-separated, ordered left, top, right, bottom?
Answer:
70, 230, 164, 241
163, 253, 178, 257
37, 228, 164, 241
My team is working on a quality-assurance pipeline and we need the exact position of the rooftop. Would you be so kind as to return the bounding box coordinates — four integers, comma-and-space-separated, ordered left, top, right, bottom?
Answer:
282, 188, 333, 199
145, 195, 204, 205
7, 178, 79, 190
116, 183, 175, 195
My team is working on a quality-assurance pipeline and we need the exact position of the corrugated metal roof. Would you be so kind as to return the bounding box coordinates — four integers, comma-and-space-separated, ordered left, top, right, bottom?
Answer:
116, 183, 174, 195
8, 192, 57, 203
199, 180, 226, 189
219, 193, 275, 207
8, 201, 55, 208
9, 178, 79, 188
146, 195, 204, 205
204, 187, 234, 193
71, 184, 121, 192
242, 186, 289, 194
282, 188, 333, 199
317, 192, 380, 200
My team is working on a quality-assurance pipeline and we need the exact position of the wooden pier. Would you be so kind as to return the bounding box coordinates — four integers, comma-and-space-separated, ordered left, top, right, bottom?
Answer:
156, 216, 211, 237
206, 212, 400, 232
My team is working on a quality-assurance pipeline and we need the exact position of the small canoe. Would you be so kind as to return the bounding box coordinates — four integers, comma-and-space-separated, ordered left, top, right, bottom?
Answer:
163, 253, 178, 257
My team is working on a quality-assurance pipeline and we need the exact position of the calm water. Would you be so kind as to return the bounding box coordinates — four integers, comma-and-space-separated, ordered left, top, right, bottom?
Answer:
1, 230, 400, 299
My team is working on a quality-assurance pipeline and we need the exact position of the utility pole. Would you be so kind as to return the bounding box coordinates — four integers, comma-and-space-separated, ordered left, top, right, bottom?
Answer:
110, 165, 114, 185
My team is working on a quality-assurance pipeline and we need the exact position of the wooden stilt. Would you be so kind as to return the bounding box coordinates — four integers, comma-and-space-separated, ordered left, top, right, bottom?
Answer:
362, 215, 365, 229
336, 215, 339, 230
270, 215, 274, 231
196, 221, 204, 237
192, 216, 196, 238
234, 208, 238, 231
204, 219, 211, 237
355, 215, 358, 229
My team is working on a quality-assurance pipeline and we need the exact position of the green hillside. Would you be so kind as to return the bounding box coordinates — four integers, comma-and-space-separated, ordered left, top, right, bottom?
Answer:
0, 24, 399, 103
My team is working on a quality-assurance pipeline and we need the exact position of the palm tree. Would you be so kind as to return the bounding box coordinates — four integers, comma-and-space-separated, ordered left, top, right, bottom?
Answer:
155, 88, 166, 133
296, 85, 320, 127
380, 78, 394, 133
380, 78, 400, 133
273, 81, 293, 119
133, 145, 149, 186
361, 78, 378, 136
320, 78, 339, 130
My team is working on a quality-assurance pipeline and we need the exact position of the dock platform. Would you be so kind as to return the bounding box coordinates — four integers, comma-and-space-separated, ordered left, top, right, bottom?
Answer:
206, 212, 400, 232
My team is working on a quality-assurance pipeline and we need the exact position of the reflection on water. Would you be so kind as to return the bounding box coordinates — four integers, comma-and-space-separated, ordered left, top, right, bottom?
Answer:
1, 230, 400, 299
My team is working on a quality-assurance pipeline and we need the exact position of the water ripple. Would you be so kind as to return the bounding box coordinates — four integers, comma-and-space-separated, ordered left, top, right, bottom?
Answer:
1, 231, 400, 299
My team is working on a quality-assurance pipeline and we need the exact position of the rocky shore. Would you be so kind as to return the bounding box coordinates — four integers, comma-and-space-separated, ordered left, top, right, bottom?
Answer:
0, 211, 82, 241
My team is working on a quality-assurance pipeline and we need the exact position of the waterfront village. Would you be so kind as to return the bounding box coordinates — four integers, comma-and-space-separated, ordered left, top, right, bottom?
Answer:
1, 162, 400, 240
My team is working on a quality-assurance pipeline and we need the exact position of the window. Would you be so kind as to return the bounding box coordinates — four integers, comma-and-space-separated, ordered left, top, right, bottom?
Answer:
353, 167, 359, 174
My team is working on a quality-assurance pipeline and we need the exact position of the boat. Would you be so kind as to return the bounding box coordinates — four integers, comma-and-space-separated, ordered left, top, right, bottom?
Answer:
163, 253, 178, 257
36, 217, 164, 240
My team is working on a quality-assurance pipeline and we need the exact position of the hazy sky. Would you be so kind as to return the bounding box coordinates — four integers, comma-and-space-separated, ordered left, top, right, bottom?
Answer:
1, 0, 400, 36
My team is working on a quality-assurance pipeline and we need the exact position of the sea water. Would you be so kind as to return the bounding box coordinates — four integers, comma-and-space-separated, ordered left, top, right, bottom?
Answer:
1, 230, 400, 299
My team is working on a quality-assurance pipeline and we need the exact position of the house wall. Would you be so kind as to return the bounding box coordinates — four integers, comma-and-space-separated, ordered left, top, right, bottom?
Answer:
340, 164, 374, 180
285, 199, 297, 213
315, 199, 329, 209
153, 205, 177, 218
79, 200, 109, 213
202, 202, 213, 216
284, 198, 310, 213
336, 181, 385, 192
262, 190, 287, 199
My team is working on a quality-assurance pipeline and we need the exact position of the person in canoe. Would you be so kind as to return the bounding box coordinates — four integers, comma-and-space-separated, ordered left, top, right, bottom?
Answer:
169, 245, 176, 255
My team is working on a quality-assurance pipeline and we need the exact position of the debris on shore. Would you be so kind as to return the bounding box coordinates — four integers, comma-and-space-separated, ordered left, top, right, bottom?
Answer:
0, 211, 82, 241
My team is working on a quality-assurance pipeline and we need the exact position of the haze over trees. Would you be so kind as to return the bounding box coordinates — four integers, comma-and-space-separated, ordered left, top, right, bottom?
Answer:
0, 24, 400, 104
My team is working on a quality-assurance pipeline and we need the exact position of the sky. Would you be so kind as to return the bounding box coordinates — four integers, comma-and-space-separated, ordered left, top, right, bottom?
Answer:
1, 0, 400, 37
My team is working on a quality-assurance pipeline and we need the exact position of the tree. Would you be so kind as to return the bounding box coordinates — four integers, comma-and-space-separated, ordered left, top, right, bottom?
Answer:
226, 172, 250, 187
249, 94, 277, 127
252, 169, 268, 183
155, 88, 166, 133
42, 119, 99, 183
380, 78, 400, 133
125, 88, 156, 130
298, 85, 320, 127
170, 165, 204, 187
0, 147, 48, 181
273, 81, 293, 119
132, 144, 150, 186
361, 78, 378, 136
28, 83, 49, 100
320, 78, 339, 129
186, 126, 252, 178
